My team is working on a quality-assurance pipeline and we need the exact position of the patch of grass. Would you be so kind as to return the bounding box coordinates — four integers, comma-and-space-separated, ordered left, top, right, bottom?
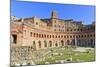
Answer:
72, 52, 95, 62
35, 47, 95, 64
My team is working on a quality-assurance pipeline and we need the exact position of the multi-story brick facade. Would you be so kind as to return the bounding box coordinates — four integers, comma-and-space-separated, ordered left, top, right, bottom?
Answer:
11, 11, 95, 50
10, 11, 95, 66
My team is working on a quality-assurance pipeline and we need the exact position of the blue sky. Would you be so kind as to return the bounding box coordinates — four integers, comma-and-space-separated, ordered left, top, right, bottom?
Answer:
11, 0, 95, 24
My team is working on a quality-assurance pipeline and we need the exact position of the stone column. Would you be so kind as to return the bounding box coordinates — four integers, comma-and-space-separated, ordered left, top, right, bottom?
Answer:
75, 36, 77, 48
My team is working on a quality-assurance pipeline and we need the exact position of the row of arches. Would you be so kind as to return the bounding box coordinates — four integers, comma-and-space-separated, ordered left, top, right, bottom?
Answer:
77, 39, 95, 47
11, 34, 95, 48
33, 40, 65, 48
33, 39, 95, 49
38, 40, 53, 48
31, 32, 95, 39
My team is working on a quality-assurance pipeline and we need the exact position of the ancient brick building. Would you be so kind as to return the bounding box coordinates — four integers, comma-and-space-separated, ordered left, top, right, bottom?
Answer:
11, 11, 95, 49
10, 11, 95, 66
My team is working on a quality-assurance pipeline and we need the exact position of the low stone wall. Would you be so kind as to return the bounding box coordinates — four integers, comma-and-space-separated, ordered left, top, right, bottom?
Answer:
10, 46, 51, 66
11, 46, 36, 66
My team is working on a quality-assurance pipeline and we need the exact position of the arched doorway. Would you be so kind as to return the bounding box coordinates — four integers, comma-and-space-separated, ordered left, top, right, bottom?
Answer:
61, 40, 64, 46
67, 40, 70, 45
49, 41, 52, 47
55, 43, 58, 47
33, 41, 35, 45
11, 34, 17, 44
32, 41, 36, 49
44, 40, 47, 47
84, 40, 87, 47
38, 41, 41, 48
93, 39, 95, 48
78, 39, 81, 46
90, 39, 94, 47
72, 39, 75, 46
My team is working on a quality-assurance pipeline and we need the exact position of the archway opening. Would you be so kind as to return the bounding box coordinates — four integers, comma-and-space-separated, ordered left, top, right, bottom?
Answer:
49, 41, 52, 47
38, 41, 41, 48
67, 40, 70, 45
55, 43, 58, 47
44, 40, 47, 47
61, 40, 64, 46
12, 34, 17, 44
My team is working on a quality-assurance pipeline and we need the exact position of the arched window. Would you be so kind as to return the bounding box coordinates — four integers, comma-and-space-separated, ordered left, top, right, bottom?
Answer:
64, 35, 66, 38
76, 35, 78, 38
59, 29, 60, 31
79, 35, 80, 38
36, 33, 38, 37
39, 34, 41, 38
67, 35, 69, 38
42, 34, 43, 38
36, 22, 38, 25
94, 34, 95, 37
74, 29, 76, 31
77, 29, 79, 31
70, 35, 72, 38
30, 32, 32, 37
61, 35, 63, 38
44, 34, 46, 38
84, 35, 86, 37
50, 35, 51, 38
55, 35, 57, 38
34, 33, 36, 37
87, 34, 89, 37
54, 29, 56, 31
55, 20, 56, 23
81, 35, 83, 37
67, 29, 69, 31
90, 34, 92, 37
52, 35, 54, 38
73, 35, 75, 38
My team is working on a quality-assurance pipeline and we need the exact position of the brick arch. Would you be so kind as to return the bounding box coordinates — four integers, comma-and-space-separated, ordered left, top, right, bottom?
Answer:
67, 40, 70, 45
11, 34, 17, 44
61, 40, 64, 46
44, 40, 47, 47
38, 41, 41, 48
49, 41, 52, 47
55, 43, 58, 47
